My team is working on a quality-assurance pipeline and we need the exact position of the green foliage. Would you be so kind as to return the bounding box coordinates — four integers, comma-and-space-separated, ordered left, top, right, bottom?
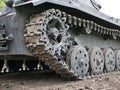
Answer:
0, 0, 5, 10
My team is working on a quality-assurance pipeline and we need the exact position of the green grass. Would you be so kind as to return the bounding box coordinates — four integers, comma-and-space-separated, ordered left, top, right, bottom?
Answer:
0, 0, 5, 10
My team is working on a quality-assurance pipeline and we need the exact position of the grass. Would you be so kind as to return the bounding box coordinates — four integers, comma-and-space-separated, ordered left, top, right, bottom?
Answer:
0, 0, 5, 10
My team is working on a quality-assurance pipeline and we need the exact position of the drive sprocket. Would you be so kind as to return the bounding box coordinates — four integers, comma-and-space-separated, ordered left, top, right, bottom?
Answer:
24, 9, 77, 79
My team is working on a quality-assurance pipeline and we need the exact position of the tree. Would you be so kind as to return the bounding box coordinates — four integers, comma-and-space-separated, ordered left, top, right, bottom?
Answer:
0, 0, 5, 9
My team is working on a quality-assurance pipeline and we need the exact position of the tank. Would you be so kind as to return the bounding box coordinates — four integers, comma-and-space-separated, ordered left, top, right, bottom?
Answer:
0, 0, 120, 79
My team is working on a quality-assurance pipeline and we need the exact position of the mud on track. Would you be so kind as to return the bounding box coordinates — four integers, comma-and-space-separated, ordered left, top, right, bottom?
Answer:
0, 71, 120, 90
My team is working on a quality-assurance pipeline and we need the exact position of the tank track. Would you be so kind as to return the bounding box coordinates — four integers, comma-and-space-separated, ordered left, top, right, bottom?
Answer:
24, 9, 120, 79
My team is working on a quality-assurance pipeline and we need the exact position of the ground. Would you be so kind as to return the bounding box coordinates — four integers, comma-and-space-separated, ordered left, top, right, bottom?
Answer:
0, 71, 120, 90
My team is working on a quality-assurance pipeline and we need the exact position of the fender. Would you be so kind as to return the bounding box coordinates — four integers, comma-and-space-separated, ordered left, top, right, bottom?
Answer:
15, 0, 120, 29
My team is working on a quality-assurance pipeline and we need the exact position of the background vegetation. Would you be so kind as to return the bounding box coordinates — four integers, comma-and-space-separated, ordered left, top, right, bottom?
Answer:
0, 0, 5, 10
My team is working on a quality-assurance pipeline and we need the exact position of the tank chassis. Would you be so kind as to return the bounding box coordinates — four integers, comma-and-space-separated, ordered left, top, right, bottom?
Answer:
0, 0, 120, 79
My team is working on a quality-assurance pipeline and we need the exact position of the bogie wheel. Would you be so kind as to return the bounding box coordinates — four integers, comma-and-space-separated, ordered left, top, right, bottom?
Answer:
66, 45, 89, 79
114, 50, 120, 70
89, 47, 104, 75
104, 48, 115, 72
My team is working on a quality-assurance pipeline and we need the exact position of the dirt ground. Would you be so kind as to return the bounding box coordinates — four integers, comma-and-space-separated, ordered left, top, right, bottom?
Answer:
0, 71, 120, 90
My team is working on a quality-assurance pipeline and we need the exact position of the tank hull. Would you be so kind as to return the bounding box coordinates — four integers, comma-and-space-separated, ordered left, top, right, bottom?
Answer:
0, 0, 120, 78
